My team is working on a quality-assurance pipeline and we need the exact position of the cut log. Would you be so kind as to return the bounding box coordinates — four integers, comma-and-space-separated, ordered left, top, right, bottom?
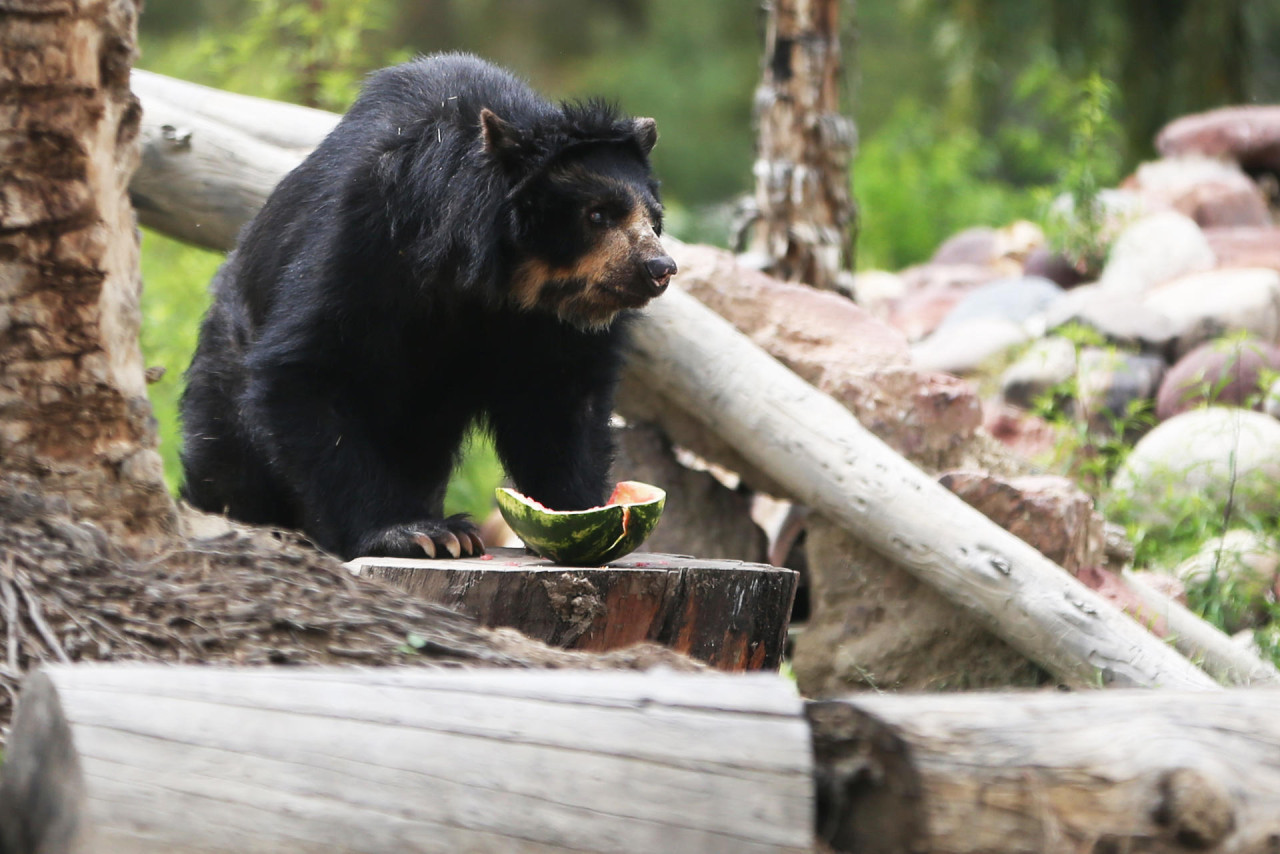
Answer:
350, 548, 797, 671
5, 664, 813, 854
808, 688, 1280, 853
127, 72, 1231, 690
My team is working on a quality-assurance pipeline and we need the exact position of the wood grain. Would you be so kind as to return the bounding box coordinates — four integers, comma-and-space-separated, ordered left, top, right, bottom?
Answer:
13, 664, 813, 853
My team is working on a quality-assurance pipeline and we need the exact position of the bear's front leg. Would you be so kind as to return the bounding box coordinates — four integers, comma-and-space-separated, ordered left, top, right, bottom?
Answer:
355, 515, 485, 560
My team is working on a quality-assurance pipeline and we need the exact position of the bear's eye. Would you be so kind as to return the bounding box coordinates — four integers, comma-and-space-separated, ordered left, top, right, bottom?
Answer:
587, 207, 610, 227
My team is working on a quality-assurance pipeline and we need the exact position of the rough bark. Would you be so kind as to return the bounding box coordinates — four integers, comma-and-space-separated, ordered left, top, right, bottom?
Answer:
0, 0, 173, 544
809, 689, 1280, 853
10, 664, 814, 853
747, 0, 857, 290
352, 547, 797, 671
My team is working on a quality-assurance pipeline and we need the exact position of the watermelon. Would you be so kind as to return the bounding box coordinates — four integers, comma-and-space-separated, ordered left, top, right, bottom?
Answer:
494, 480, 666, 566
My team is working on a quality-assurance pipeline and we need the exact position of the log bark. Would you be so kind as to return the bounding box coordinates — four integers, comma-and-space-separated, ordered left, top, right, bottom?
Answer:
0, 0, 174, 543
747, 0, 857, 288
126, 74, 1228, 690
7, 664, 814, 854
351, 548, 798, 671
808, 689, 1280, 853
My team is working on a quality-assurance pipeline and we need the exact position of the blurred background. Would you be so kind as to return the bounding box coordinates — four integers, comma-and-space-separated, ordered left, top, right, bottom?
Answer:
134, 0, 1280, 505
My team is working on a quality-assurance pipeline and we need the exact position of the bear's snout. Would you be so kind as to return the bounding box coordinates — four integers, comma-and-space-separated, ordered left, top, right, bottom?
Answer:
644, 255, 677, 294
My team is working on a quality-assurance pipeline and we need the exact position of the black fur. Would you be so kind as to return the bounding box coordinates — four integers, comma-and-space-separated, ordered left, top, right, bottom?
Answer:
179, 53, 674, 560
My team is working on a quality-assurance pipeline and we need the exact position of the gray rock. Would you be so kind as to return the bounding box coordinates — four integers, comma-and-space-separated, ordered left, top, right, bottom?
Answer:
1044, 284, 1178, 353
931, 226, 999, 266
1156, 105, 1280, 173
1174, 529, 1280, 632
1143, 267, 1280, 357
935, 275, 1064, 334
1111, 407, 1280, 530
1000, 336, 1077, 409
1098, 211, 1217, 298
1076, 347, 1166, 432
910, 317, 1032, 376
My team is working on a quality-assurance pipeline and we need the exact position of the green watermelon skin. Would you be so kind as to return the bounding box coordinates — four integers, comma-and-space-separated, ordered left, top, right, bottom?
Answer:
494, 482, 665, 566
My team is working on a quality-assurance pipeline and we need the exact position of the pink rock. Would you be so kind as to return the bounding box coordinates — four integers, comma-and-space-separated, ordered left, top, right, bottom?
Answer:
982, 400, 1066, 463
931, 227, 998, 266
1124, 156, 1270, 228
940, 470, 1106, 575
888, 264, 1002, 342
1156, 338, 1280, 420
671, 242, 911, 387
1204, 227, 1280, 272
1156, 105, 1280, 172
1076, 566, 1170, 637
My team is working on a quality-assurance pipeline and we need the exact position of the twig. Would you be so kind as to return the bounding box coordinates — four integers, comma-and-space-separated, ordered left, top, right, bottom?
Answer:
13, 572, 71, 664
2, 559, 19, 674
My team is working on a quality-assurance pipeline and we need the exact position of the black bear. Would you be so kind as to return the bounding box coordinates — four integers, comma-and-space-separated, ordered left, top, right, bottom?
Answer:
179, 53, 676, 561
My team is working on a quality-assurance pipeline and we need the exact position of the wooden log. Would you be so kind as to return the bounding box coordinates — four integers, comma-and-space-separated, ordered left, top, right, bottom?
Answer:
127, 72, 1226, 690
5, 664, 813, 854
1123, 569, 1280, 687
628, 286, 1217, 690
350, 548, 798, 672
807, 689, 1280, 853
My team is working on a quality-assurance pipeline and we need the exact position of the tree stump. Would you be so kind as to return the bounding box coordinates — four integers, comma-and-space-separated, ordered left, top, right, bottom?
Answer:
350, 549, 797, 671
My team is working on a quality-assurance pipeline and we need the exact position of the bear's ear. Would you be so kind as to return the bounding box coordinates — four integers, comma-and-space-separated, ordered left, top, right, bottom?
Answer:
632, 118, 658, 156
480, 108, 523, 161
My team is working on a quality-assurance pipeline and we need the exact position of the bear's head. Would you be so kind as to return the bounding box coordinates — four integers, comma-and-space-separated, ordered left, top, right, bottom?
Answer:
481, 105, 677, 330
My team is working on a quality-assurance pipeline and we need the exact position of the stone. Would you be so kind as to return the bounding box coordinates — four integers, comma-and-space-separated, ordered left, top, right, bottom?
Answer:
1043, 284, 1178, 354
670, 242, 911, 388
1076, 566, 1170, 637
982, 400, 1066, 463
1143, 267, 1280, 357
1203, 227, 1280, 272
1156, 105, 1280, 173
822, 367, 983, 466
1023, 246, 1089, 289
791, 520, 1045, 695
1124, 156, 1271, 228
1111, 407, 1280, 530
910, 317, 1032, 376
931, 226, 998, 266
934, 275, 1064, 334
1075, 347, 1165, 432
888, 263, 1003, 341
848, 269, 905, 318
1155, 337, 1280, 420
1097, 211, 1216, 298
1000, 336, 1078, 410
1173, 529, 1280, 632
940, 470, 1107, 575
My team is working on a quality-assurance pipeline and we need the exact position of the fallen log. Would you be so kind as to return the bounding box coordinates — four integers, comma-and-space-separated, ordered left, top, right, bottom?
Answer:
5, 664, 813, 854
808, 688, 1280, 853
127, 70, 1224, 690
351, 548, 798, 671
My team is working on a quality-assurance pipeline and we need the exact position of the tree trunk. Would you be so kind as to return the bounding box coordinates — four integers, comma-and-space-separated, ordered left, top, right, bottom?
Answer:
0, 0, 173, 544
351, 548, 797, 671
747, 0, 857, 289
10, 664, 814, 853
809, 689, 1280, 853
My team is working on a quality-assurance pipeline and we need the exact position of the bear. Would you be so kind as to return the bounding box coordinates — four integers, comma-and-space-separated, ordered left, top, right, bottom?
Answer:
179, 53, 676, 561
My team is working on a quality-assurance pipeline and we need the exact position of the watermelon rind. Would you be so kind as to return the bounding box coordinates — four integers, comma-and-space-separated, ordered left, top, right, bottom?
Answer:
494, 481, 666, 566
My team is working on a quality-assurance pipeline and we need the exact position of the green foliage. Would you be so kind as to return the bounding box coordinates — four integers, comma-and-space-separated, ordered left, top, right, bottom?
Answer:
853, 100, 1037, 271
138, 229, 222, 493
1027, 330, 1154, 496
1039, 74, 1124, 277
